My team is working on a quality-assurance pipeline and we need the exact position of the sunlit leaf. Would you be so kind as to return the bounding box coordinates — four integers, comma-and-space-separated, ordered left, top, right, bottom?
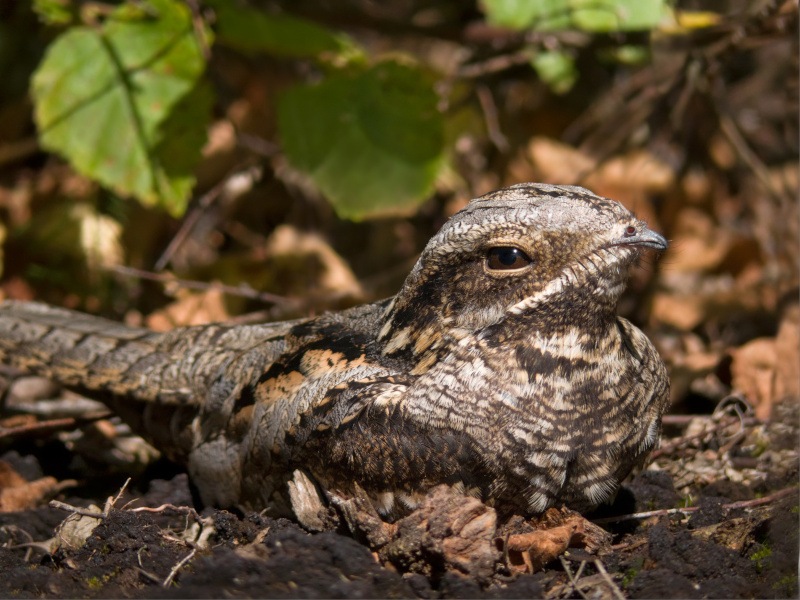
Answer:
31, 0, 211, 216
600, 44, 651, 65
278, 61, 446, 220
530, 50, 578, 94
659, 10, 723, 34
32, 0, 75, 25
481, 0, 668, 32
26, 202, 124, 272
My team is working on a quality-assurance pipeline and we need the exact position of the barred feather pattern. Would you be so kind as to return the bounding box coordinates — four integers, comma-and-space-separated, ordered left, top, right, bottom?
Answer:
0, 183, 669, 517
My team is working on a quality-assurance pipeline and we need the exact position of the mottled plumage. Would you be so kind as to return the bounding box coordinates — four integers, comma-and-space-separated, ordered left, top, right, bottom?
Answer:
0, 183, 669, 518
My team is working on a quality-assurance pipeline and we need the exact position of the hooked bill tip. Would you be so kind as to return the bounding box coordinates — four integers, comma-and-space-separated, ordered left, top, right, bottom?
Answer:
616, 227, 668, 251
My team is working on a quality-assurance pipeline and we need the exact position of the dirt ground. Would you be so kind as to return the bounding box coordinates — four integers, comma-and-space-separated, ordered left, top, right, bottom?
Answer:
0, 389, 796, 599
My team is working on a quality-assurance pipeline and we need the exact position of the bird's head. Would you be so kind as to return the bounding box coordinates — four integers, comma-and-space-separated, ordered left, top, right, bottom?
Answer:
379, 183, 667, 360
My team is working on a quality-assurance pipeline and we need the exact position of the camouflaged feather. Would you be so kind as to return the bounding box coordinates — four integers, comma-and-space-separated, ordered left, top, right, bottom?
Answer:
0, 183, 670, 518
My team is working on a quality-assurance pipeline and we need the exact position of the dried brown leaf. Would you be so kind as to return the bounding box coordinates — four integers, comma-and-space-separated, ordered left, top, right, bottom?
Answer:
146, 287, 230, 331
730, 337, 778, 420
505, 523, 575, 573
263, 225, 362, 300
775, 304, 800, 402
522, 138, 670, 227
668, 208, 733, 273
0, 460, 65, 512
651, 292, 707, 331
497, 508, 611, 574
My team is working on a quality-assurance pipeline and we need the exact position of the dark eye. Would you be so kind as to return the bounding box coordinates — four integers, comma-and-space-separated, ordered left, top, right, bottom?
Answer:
624, 225, 637, 236
486, 247, 533, 271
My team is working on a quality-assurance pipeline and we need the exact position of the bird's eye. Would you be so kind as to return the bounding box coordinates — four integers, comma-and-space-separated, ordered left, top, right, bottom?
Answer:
624, 225, 637, 237
486, 247, 533, 271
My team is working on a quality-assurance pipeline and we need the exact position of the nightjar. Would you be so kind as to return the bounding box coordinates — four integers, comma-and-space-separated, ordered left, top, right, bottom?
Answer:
0, 183, 670, 518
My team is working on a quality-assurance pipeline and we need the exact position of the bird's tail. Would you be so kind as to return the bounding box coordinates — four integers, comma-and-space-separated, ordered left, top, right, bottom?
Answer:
0, 300, 235, 460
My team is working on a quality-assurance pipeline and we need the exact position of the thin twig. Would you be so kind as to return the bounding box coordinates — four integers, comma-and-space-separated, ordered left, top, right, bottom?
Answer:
162, 548, 196, 587
610, 538, 647, 552
0, 137, 39, 167
104, 478, 131, 515
476, 85, 509, 152
1, 525, 35, 562
723, 487, 797, 510
559, 557, 590, 600
661, 413, 762, 427
109, 265, 299, 307
153, 181, 226, 272
130, 503, 203, 525
650, 416, 753, 459
661, 414, 703, 426
0, 413, 112, 440
49, 501, 106, 519
718, 113, 789, 203
49, 478, 130, 518
594, 486, 797, 524
136, 567, 162, 585
594, 558, 626, 600
592, 506, 691, 525
457, 51, 532, 78
152, 164, 263, 271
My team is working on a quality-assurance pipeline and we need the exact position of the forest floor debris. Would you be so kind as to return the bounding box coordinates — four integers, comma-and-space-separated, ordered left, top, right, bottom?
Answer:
0, 396, 796, 598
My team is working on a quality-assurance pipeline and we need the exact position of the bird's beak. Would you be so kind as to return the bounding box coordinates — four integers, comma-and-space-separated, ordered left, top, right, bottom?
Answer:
614, 226, 668, 251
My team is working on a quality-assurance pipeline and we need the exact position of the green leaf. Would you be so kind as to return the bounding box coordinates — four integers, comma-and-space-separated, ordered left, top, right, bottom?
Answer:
31, 0, 211, 216
148, 81, 214, 215
32, 0, 75, 25
209, 0, 359, 59
599, 44, 650, 65
572, 0, 667, 32
278, 61, 446, 220
482, 0, 668, 32
481, 0, 551, 29
530, 50, 578, 94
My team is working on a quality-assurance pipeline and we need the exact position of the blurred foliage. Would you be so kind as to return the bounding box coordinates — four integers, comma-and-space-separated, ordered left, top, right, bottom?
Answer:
23, 0, 734, 220
278, 60, 445, 219
209, 0, 359, 58
0, 0, 796, 347
481, 0, 669, 31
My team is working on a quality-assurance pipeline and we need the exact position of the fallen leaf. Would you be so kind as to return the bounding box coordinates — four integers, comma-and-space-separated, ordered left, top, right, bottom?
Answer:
651, 292, 707, 331
524, 137, 594, 185
730, 337, 778, 420
775, 304, 800, 402
56, 507, 104, 550
0, 460, 69, 512
262, 225, 363, 301
691, 515, 765, 553
667, 208, 733, 273
521, 137, 669, 229
496, 508, 611, 574
146, 287, 230, 331
504, 523, 577, 573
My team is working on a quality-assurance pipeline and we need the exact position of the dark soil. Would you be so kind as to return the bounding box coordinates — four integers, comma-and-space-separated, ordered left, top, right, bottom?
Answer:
0, 402, 797, 599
